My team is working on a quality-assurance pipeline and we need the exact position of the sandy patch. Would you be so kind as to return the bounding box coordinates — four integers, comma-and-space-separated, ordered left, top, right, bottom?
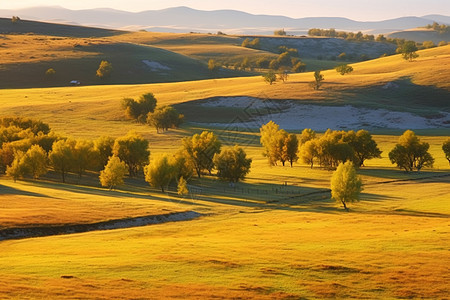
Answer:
142, 60, 172, 71
197, 97, 450, 130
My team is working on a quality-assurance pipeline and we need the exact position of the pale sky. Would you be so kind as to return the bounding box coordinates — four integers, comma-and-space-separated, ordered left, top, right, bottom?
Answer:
1, 0, 449, 21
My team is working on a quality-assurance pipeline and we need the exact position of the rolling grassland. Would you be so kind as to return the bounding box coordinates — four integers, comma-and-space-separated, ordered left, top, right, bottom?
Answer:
0, 25, 449, 298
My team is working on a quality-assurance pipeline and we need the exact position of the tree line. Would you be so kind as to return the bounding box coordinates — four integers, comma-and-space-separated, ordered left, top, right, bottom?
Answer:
260, 121, 446, 172
0, 117, 252, 192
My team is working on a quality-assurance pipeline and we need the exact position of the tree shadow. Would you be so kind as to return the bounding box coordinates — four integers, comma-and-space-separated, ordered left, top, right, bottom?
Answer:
0, 184, 48, 198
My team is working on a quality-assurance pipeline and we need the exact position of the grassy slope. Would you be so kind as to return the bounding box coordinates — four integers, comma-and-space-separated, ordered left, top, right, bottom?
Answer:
0, 45, 449, 138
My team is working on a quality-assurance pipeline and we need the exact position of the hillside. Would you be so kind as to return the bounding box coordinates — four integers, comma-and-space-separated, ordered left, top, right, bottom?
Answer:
0, 19, 404, 88
388, 28, 450, 43
1, 45, 449, 137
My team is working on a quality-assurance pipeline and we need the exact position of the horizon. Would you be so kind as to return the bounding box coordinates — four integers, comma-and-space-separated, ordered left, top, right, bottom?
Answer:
1, 0, 449, 21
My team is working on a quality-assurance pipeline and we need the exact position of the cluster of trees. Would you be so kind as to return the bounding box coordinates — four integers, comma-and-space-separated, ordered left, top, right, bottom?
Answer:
274, 29, 287, 36
335, 64, 353, 75
241, 38, 261, 49
260, 121, 299, 167
388, 130, 434, 172
11, 16, 21, 23
298, 128, 382, 169
122, 92, 183, 132
1, 117, 253, 193
144, 131, 251, 192
425, 22, 450, 34
308, 28, 410, 46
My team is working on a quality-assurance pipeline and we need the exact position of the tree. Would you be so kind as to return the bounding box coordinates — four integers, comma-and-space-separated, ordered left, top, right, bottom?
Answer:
282, 134, 299, 167
177, 176, 189, 196
122, 93, 157, 123
422, 41, 435, 49
312, 70, 324, 90
335, 64, 354, 75
331, 161, 363, 211
260, 121, 281, 166
300, 128, 316, 145
147, 105, 184, 133
11, 16, 21, 23
213, 145, 252, 183
346, 130, 382, 167
72, 139, 96, 178
49, 139, 75, 183
278, 69, 289, 83
182, 131, 221, 178
99, 156, 127, 190
171, 150, 195, 181
443, 139, 450, 165
144, 154, 175, 193
94, 136, 115, 169
241, 57, 250, 70
292, 61, 306, 73
45, 68, 56, 77
397, 41, 419, 61
6, 151, 26, 182
274, 29, 287, 36
208, 59, 220, 76
263, 70, 277, 85
20, 145, 48, 179
388, 130, 434, 172
96, 60, 113, 78
299, 139, 319, 168
112, 132, 150, 177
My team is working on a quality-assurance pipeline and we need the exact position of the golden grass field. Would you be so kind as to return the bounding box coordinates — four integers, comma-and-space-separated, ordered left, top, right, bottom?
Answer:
0, 30, 450, 298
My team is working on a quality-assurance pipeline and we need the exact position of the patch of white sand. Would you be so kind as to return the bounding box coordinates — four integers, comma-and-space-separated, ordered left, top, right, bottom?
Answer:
142, 60, 172, 71
198, 97, 450, 130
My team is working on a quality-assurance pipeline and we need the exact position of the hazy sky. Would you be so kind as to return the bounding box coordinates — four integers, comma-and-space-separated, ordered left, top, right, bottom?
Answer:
2, 0, 449, 21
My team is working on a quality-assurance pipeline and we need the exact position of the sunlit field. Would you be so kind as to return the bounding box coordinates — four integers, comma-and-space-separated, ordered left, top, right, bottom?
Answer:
1, 20, 450, 299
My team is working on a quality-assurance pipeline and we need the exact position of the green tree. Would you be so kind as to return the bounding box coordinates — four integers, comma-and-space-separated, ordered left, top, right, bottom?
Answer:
208, 59, 220, 76
94, 136, 115, 169
122, 93, 157, 123
282, 133, 299, 167
177, 176, 189, 196
346, 130, 382, 167
147, 105, 184, 133
21, 145, 48, 179
335, 64, 354, 75
443, 139, 450, 165
6, 151, 26, 182
388, 130, 434, 172
213, 145, 252, 183
300, 128, 316, 145
182, 131, 221, 178
99, 156, 127, 190
312, 70, 324, 90
331, 161, 363, 211
112, 131, 150, 177
299, 139, 319, 168
72, 139, 96, 178
45, 68, 56, 77
171, 150, 195, 181
49, 139, 75, 183
241, 57, 250, 70
422, 41, 435, 49
260, 121, 281, 166
397, 41, 419, 61
144, 154, 175, 192
274, 29, 287, 36
291, 61, 306, 72
263, 70, 277, 85
96, 60, 113, 78
278, 69, 289, 83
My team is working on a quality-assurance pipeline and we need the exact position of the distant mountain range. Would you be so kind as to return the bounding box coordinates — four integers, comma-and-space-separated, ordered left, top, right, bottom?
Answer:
1, 6, 449, 35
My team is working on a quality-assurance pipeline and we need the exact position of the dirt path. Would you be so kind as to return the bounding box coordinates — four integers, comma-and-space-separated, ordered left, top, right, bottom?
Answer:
0, 211, 202, 241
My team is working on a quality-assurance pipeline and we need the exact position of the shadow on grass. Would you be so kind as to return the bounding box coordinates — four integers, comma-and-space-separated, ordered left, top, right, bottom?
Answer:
0, 183, 48, 198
